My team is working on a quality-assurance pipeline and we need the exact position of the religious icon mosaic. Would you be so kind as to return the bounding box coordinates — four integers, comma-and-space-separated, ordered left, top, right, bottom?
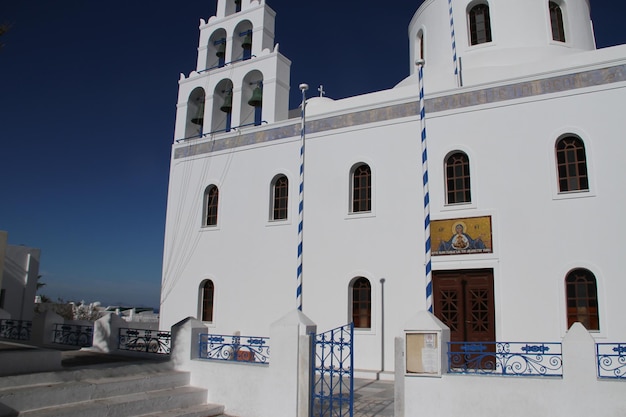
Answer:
432, 216, 492, 255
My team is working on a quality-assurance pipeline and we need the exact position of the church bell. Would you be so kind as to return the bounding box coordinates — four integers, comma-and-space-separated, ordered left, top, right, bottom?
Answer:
220, 91, 233, 113
216, 42, 226, 58
248, 85, 263, 107
242, 33, 252, 50
191, 100, 204, 125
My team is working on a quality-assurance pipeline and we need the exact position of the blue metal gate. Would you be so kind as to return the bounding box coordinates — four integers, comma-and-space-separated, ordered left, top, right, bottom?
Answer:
310, 323, 354, 417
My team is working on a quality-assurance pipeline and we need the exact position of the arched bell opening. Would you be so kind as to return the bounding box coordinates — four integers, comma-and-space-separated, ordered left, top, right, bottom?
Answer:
207, 29, 227, 70
185, 87, 206, 138
241, 71, 264, 127
212, 79, 234, 133
233, 20, 253, 62
225, 0, 241, 16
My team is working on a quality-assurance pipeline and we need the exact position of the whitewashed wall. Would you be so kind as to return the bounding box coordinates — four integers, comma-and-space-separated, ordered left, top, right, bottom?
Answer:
161, 0, 626, 376
399, 323, 626, 417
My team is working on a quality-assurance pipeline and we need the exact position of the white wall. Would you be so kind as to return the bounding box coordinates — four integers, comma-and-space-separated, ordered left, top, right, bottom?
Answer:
1, 244, 40, 321
161, 0, 626, 376
400, 323, 626, 417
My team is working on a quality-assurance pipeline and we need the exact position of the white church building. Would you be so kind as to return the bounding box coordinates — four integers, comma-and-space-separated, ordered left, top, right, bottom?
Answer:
160, 0, 626, 379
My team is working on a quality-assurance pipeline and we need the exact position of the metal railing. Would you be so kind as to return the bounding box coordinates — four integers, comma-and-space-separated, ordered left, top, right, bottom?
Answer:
597, 343, 626, 379
198, 333, 270, 364
118, 328, 171, 355
197, 55, 257, 73
175, 120, 269, 143
0, 319, 32, 341
448, 342, 563, 377
52, 324, 93, 347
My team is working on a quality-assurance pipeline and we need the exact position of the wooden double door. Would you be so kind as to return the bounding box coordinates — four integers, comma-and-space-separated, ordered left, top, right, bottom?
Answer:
432, 269, 495, 344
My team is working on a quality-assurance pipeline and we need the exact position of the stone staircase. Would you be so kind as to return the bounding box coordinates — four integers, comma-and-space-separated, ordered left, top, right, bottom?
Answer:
0, 362, 225, 417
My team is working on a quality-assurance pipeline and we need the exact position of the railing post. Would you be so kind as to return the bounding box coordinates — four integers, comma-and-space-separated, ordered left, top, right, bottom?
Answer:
269, 309, 316, 417
562, 322, 596, 382
170, 317, 207, 368
31, 310, 63, 347
92, 312, 126, 353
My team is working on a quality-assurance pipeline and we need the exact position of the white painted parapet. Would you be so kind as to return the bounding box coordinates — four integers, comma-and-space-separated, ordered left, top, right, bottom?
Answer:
268, 309, 317, 417
169, 309, 316, 417
30, 310, 64, 347
398, 320, 626, 417
170, 316, 208, 366
91, 312, 127, 353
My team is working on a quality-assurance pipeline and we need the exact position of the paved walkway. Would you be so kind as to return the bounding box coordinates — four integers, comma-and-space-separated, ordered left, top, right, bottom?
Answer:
354, 378, 395, 417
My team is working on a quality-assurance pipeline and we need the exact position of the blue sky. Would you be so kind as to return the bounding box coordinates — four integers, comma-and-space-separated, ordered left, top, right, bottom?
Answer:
1, 1, 625, 308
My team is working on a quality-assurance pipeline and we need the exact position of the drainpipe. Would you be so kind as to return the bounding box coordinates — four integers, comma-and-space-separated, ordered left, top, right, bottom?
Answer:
379, 278, 386, 379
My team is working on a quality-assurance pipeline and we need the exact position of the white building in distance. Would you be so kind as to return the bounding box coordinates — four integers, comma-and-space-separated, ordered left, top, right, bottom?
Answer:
160, 0, 626, 377
0, 231, 41, 322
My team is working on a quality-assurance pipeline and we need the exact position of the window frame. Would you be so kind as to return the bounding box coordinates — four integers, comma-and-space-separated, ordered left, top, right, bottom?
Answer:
200, 280, 215, 323
555, 135, 589, 194
417, 29, 425, 62
270, 174, 289, 221
565, 269, 599, 331
350, 163, 372, 214
549, 1, 566, 43
468, 2, 493, 46
444, 151, 472, 206
351, 277, 372, 330
203, 185, 219, 227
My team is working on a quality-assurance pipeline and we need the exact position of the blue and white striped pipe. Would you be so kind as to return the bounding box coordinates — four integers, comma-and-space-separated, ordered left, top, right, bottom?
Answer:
448, 0, 460, 86
416, 61, 433, 313
296, 83, 308, 311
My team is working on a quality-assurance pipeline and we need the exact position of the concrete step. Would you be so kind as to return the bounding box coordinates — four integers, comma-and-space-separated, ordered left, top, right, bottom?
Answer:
17, 386, 211, 417
0, 362, 224, 417
0, 361, 174, 390
136, 403, 226, 417
0, 369, 190, 411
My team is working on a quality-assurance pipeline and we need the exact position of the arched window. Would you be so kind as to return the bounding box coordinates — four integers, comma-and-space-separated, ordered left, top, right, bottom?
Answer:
200, 280, 215, 322
417, 30, 425, 61
203, 185, 219, 226
469, 3, 492, 45
271, 175, 289, 220
351, 277, 371, 329
445, 152, 471, 204
556, 136, 589, 192
549, 2, 566, 42
351, 163, 371, 213
565, 269, 599, 331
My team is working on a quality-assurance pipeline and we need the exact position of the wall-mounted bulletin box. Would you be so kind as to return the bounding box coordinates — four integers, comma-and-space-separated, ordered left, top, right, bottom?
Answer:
405, 331, 441, 377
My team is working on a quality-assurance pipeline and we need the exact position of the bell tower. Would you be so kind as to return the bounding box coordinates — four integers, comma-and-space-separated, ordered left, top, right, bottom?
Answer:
174, 0, 291, 141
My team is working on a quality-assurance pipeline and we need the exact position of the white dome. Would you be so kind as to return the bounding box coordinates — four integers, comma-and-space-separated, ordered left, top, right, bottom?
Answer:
403, 0, 595, 91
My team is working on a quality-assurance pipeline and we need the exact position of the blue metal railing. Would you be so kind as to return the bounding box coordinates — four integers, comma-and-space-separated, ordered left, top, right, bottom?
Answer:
198, 333, 270, 363
52, 323, 93, 347
118, 328, 171, 355
597, 343, 626, 379
448, 341, 563, 377
175, 120, 268, 143
198, 55, 257, 73
310, 323, 354, 417
0, 319, 32, 341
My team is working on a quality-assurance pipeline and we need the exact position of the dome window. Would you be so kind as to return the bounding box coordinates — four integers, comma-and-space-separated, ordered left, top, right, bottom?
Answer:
549, 2, 566, 42
469, 3, 492, 45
